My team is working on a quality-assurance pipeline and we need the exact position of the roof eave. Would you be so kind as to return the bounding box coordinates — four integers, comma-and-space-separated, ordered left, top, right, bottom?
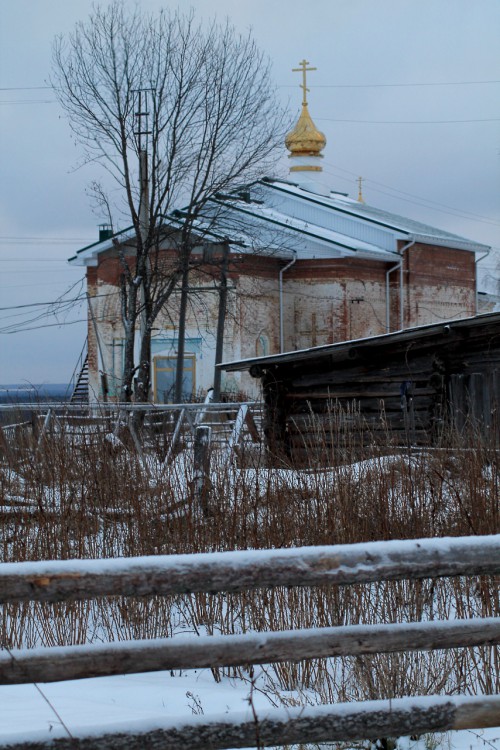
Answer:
406, 233, 490, 254
68, 226, 135, 266
219, 311, 500, 373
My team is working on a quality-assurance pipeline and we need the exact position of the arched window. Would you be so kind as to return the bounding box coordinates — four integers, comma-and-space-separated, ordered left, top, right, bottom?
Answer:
256, 333, 269, 358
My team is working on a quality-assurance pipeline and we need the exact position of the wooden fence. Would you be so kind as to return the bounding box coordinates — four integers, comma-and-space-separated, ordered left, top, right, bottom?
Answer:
1, 535, 499, 749
0, 400, 263, 464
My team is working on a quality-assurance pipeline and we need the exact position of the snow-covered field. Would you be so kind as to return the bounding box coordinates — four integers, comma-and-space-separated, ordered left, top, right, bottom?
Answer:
0, 669, 260, 744
0, 669, 499, 749
1, 428, 498, 748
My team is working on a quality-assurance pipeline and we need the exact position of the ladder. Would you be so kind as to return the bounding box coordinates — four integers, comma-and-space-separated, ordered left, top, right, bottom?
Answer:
69, 347, 89, 404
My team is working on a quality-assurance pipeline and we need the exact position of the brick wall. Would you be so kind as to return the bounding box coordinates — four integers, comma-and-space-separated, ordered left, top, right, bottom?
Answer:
284, 258, 389, 348
403, 243, 476, 327
84, 243, 477, 401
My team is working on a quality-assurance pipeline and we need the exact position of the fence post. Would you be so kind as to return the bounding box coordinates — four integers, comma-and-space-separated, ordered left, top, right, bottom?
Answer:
223, 404, 248, 464
192, 425, 212, 516
0, 424, 14, 463
163, 408, 186, 465
37, 409, 53, 448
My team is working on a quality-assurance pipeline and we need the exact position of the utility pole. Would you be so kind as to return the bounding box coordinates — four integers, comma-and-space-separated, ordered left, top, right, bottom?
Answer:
134, 89, 152, 341
212, 243, 230, 402
174, 259, 190, 403
133, 89, 153, 401
138, 148, 149, 341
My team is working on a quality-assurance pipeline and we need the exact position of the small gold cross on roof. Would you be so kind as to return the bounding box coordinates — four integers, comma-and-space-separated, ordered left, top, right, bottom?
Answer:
357, 176, 365, 203
292, 59, 317, 107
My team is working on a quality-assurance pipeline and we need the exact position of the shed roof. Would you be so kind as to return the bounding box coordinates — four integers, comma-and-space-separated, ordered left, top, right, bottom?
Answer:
220, 311, 500, 373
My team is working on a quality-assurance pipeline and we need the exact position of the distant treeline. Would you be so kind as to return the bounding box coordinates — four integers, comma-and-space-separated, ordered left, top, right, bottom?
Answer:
0, 384, 70, 404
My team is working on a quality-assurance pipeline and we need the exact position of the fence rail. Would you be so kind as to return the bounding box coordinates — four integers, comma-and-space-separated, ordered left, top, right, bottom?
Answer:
1, 535, 499, 748
0, 401, 264, 476
1, 535, 498, 603
2, 618, 499, 685
3, 696, 500, 750
0, 400, 260, 413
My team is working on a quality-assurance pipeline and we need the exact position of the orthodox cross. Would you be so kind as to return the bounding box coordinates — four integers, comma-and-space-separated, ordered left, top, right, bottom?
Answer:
357, 176, 365, 203
292, 59, 317, 107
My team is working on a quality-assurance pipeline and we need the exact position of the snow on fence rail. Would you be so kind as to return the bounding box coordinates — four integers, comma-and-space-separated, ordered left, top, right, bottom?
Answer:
1, 535, 499, 749
1, 618, 499, 685
1, 535, 499, 603
0, 401, 260, 413
1, 696, 500, 750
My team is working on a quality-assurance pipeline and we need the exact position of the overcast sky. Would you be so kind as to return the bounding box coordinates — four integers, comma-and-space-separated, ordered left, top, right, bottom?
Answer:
1, 0, 499, 384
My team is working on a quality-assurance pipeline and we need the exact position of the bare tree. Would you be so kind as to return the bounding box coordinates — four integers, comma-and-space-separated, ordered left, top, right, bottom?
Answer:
52, 2, 288, 401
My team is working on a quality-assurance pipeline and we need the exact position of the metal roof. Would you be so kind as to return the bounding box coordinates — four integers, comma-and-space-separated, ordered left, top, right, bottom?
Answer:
69, 175, 490, 266
68, 226, 135, 265
209, 196, 398, 260
259, 179, 491, 254
68, 217, 242, 267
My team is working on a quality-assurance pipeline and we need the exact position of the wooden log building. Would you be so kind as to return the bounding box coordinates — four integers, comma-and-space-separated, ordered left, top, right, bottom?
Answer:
221, 312, 500, 463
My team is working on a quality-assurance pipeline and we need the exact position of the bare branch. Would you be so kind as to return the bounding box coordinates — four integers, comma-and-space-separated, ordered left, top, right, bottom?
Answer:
52, 2, 289, 400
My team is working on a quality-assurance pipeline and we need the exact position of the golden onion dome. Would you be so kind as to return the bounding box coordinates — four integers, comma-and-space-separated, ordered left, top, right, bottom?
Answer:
285, 104, 326, 157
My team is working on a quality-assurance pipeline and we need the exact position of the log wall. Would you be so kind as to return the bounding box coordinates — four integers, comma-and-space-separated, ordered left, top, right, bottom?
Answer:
258, 316, 500, 462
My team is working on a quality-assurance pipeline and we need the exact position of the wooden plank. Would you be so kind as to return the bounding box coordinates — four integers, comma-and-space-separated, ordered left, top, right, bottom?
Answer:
244, 408, 261, 443
163, 408, 186, 464
4, 695, 500, 749
1, 618, 499, 685
0, 535, 499, 603
286, 391, 399, 400
289, 384, 436, 398
36, 409, 53, 447
0, 424, 15, 463
192, 425, 212, 515
292, 371, 434, 388
223, 404, 248, 462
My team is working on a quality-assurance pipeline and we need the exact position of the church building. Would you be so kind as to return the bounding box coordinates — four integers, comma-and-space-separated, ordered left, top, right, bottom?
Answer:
69, 61, 490, 402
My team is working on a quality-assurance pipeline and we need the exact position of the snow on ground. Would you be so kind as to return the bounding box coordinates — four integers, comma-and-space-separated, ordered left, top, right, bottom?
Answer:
0, 668, 271, 744
0, 669, 499, 749
1, 449, 498, 747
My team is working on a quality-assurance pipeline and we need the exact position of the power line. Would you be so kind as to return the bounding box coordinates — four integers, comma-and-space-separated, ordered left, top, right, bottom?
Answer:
0, 290, 113, 312
5, 81, 500, 92
0, 318, 88, 334
0, 306, 81, 333
3, 103, 499, 122
330, 175, 499, 229
2, 274, 78, 276
318, 117, 500, 125
281, 79, 500, 89
352, 176, 500, 226
0, 236, 92, 243
0, 99, 57, 105
0, 292, 89, 333
0, 244, 90, 249
322, 161, 500, 229
0, 296, 85, 312
0, 281, 76, 290
0, 278, 88, 333
0, 236, 91, 240
0, 86, 52, 91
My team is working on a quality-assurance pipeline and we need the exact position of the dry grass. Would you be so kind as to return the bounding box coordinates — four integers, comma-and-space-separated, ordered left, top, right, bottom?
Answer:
0, 408, 499, 705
